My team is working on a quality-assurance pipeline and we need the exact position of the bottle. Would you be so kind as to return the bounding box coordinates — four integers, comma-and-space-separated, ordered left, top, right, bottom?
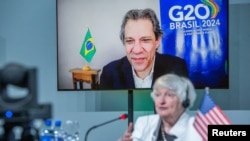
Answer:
63, 120, 80, 141
54, 120, 64, 141
40, 119, 54, 141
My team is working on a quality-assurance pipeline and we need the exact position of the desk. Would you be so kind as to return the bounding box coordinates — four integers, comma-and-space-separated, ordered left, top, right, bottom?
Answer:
69, 68, 101, 89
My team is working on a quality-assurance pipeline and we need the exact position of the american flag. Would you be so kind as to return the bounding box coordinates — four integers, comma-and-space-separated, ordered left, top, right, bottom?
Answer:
193, 88, 231, 141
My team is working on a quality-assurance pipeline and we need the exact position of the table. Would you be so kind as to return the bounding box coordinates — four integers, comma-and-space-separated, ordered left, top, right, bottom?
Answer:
69, 68, 101, 89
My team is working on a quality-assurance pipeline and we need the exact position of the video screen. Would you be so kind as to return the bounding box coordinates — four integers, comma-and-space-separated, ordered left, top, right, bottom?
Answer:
57, 0, 229, 91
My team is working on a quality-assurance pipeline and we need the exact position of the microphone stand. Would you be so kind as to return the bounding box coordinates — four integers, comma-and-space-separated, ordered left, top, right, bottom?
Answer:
84, 114, 127, 141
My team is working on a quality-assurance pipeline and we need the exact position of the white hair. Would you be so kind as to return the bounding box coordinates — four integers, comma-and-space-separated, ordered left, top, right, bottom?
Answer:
150, 74, 196, 109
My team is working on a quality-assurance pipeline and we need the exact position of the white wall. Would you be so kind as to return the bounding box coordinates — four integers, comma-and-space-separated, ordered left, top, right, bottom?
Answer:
57, 0, 160, 89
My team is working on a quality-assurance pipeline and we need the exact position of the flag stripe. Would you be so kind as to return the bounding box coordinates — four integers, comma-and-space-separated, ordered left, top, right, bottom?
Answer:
208, 110, 220, 124
204, 111, 216, 124
195, 112, 209, 141
214, 106, 231, 124
194, 112, 207, 141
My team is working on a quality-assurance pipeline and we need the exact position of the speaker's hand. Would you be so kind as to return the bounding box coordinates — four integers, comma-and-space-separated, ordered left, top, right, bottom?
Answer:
119, 122, 133, 141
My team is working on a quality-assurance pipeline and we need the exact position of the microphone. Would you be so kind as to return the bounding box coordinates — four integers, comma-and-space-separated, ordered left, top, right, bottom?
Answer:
84, 113, 128, 141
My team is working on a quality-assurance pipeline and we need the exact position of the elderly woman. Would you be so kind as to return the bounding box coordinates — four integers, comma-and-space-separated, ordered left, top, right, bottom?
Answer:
119, 74, 202, 141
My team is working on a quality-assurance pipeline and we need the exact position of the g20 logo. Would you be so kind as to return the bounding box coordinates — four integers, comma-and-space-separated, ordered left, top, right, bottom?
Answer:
169, 4, 211, 22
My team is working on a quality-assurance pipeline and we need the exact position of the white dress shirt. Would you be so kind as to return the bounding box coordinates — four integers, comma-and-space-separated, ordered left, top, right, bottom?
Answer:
132, 58, 155, 88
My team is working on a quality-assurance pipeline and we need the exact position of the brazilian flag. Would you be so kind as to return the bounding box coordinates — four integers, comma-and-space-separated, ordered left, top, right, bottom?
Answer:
80, 28, 96, 63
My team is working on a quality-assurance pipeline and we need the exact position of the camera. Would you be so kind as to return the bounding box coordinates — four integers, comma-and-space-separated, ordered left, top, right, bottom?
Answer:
0, 63, 52, 141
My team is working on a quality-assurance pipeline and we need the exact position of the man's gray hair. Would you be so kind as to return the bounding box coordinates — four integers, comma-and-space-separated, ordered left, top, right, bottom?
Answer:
120, 8, 163, 44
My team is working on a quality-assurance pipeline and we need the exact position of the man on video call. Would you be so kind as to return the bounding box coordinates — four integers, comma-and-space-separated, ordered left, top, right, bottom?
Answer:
99, 8, 188, 89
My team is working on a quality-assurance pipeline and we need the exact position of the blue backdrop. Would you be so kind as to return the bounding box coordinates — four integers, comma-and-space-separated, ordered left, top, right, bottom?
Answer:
159, 0, 229, 89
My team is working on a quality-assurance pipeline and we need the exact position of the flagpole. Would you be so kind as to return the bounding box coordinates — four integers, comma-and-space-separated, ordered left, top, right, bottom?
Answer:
82, 60, 91, 71
205, 87, 209, 94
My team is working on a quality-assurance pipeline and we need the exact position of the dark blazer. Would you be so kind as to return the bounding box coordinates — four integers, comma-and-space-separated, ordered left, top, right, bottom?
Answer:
99, 52, 188, 90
